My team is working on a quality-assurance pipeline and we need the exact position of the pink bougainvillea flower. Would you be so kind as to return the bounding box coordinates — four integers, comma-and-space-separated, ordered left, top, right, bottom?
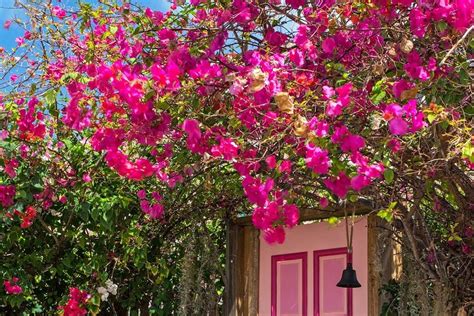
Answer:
265, 155, 276, 169
288, 48, 305, 66
148, 203, 164, 219
404, 51, 430, 81
4, 159, 19, 178
4, 277, 22, 295
322, 85, 335, 98
58, 287, 90, 316
410, 8, 428, 38
336, 83, 353, 97
294, 25, 316, 54
3, 20, 12, 29
151, 191, 162, 202
392, 79, 414, 99
305, 144, 331, 174
90, 128, 124, 152
389, 117, 409, 135
15, 37, 24, 46
105, 150, 154, 181
324, 172, 351, 198
286, 0, 305, 9
263, 226, 285, 244
331, 125, 350, 144
211, 137, 239, 160
326, 100, 343, 117
52, 6, 67, 19
0, 185, 15, 208
383, 100, 425, 136
278, 160, 292, 174
242, 176, 274, 207
451, 0, 474, 32
308, 118, 329, 137
17, 98, 46, 140
411, 112, 427, 132
82, 173, 92, 183
351, 174, 371, 191
255, 201, 280, 229
189, 60, 222, 81
62, 97, 92, 131
265, 28, 287, 47
0, 130, 9, 140
319, 197, 329, 208
283, 204, 299, 228
251, 207, 268, 230
324, 83, 352, 117
137, 190, 147, 200
386, 139, 401, 153
16, 205, 37, 229
340, 135, 365, 153
322, 37, 336, 54
182, 119, 204, 153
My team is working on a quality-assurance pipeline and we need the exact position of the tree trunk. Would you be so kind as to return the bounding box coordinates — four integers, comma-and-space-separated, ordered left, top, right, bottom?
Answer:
432, 282, 454, 316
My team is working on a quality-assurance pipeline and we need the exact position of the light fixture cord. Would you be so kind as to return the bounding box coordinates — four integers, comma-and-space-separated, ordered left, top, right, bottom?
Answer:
344, 200, 355, 260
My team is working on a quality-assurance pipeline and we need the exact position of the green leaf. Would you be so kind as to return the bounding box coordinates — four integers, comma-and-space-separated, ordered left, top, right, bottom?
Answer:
436, 21, 448, 32
17, 190, 28, 199
377, 209, 393, 222
327, 217, 340, 225
459, 68, 469, 85
109, 25, 118, 34
44, 89, 57, 106
91, 206, 100, 222
439, 120, 449, 130
384, 169, 394, 184
387, 201, 397, 210
79, 202, 90, 221
371, 90, 386, 105
348, 194, 358, 203
378, 202, 397, 222
465, 105, 474, 117
461, 142, 474, 163
427, 113, 437, 123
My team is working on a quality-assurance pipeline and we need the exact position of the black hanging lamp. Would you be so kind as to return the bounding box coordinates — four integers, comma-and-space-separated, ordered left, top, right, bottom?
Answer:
337, 201, 361, 288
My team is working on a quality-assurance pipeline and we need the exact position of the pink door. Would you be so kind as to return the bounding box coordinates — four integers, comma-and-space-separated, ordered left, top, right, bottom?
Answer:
271, 252, 307, 316
314, 248, 352, 316
270, 248, 352, 316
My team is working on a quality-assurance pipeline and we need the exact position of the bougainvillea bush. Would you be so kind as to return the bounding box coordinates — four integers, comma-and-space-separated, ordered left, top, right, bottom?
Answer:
0, 0, 473, 314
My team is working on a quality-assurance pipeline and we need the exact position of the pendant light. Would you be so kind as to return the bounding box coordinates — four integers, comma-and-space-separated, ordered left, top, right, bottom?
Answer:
337, 201, 361, 288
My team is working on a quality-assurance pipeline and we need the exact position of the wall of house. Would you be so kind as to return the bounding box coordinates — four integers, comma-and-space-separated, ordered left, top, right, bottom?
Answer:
259, 217, 368, 316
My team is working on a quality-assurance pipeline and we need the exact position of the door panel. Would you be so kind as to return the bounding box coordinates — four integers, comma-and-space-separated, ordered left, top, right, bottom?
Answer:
314, 248, 352, 316
271, 252, 307, 316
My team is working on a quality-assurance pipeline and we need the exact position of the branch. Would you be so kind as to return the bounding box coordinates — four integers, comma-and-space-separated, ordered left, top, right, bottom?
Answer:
440, 25, 474, 66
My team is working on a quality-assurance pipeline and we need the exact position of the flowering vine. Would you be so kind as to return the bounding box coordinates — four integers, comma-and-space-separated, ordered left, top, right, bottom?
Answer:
0, 0, 472, 313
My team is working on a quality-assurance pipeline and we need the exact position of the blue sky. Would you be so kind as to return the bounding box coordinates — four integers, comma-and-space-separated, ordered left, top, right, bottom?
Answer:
0, 0, 171, 50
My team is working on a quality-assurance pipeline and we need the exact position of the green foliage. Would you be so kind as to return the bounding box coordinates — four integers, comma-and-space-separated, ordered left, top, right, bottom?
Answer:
0, 133, 231, 313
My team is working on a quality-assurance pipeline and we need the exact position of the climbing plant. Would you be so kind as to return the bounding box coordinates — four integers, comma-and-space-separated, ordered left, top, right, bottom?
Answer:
0, 0, 472, 314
